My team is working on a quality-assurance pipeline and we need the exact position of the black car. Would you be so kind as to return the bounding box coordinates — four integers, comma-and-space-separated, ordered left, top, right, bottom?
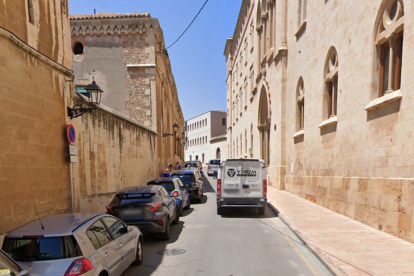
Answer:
170, 169, 204, 203
106, 185, 179, 240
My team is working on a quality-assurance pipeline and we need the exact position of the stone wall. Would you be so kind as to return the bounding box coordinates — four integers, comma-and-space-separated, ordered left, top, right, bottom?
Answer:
69, 103, 159, 213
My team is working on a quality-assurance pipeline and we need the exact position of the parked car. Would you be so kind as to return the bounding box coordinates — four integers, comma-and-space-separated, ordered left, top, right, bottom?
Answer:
184, 160, 200, 172
207, 159, 221, 176
2, 213, 143, 276
147, 178, 191, 216
217, 159, 267, 215
106, 185, 179, 240
0, 248, 28, 276
170, 169, 204, 203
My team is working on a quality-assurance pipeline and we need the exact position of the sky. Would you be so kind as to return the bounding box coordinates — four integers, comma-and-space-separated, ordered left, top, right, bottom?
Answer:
69, 0, 242, 121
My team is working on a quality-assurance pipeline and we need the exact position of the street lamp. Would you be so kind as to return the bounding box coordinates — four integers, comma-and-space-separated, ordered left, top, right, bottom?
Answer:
163, 123, 179, 137
68, 79, 103, 119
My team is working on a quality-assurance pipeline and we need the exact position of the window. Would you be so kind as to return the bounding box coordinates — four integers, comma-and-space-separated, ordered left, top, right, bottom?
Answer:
73, 42, 84, 55
27, 0, 34, 24
298, 0, 307, 28
102, 217, 127, 240
376, 0, 404, 97
88, 220, 112, 248
250, 124, 254, 157
245, 130, 247, 155
297, 78, 305, 130
222, 118, 226, 126
325, 48, 338, 118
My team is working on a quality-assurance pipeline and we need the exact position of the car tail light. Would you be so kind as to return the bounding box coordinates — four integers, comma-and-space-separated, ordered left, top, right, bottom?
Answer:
208, 166, 211, 170
106, 205, 116, 214
263, 179, 267, 198
146, 202, 162, 212
64, 258, 94, 276
217, 179, 221, 197
172, 191, 179, 197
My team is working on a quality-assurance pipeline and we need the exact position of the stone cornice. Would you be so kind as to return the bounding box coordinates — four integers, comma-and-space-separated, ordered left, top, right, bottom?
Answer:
70, 18, 158, 37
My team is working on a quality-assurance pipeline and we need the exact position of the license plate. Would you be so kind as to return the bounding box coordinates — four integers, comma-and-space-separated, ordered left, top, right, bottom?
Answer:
123, 209, 142, 216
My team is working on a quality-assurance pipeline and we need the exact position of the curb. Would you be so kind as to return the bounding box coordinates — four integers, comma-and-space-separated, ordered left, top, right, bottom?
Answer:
267, 201, 342, 276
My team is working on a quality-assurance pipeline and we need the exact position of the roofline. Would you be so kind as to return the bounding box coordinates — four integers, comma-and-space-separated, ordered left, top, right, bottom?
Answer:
185, 110, 226, 122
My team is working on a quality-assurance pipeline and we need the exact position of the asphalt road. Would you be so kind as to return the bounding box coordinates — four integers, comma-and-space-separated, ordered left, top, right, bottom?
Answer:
123, 169, 334, 276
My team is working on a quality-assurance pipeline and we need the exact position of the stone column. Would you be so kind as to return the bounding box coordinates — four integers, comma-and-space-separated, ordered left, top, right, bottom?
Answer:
386, 34, 398, 94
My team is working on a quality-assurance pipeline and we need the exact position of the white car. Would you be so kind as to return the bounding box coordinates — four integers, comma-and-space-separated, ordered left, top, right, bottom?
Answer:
0, 248, 28, 276
2, 213, 143, 276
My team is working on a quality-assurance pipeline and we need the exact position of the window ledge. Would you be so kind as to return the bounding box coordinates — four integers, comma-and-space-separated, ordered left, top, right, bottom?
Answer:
364, 89, 402, 111
292, 130, 304, 138
295, 21, 307, 37
319, 116, 338, 129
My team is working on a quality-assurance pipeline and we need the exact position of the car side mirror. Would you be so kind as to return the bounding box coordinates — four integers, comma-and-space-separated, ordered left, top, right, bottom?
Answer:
127, 226, 133, 232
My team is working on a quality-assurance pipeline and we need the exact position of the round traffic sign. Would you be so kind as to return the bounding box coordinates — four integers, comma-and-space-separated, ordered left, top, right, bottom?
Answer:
67, 124, 76, 145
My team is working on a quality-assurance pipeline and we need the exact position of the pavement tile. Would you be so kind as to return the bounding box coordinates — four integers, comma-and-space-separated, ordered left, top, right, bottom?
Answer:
267, 187, 414, 276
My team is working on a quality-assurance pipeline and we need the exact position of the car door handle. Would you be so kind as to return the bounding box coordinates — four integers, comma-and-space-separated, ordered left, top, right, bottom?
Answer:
104, 252, 109, 257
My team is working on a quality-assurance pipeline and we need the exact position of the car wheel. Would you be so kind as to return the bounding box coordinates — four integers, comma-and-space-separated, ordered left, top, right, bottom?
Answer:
217, 207, 222, 215
184, 199, 191, 210
172, 208, 180, 225
258, 206, 265, 215
160, 218, 170, 241
133, 237, 143, 265
178, 202, 184, 216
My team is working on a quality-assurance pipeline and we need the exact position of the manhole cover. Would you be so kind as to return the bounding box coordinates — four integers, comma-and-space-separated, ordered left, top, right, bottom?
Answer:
157, 248, 186, 256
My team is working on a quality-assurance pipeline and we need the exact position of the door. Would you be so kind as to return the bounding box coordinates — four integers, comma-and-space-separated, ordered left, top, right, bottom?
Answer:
241, 160, 262, 197
87, 220, 124, 276
102, 217, 136, 267
222, 161, 243, 198
160, 189, 175, 220
177, 179, 189, 206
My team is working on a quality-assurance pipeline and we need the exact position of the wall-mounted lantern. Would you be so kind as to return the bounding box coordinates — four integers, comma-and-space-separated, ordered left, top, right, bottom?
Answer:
68, 79, 103, 119
163, 123, 179, 137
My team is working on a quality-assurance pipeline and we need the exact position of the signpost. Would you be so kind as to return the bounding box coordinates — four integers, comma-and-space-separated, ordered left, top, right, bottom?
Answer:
66, 125, 77, 213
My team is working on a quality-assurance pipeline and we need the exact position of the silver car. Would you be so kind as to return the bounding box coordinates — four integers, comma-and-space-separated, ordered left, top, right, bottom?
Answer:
207, 159, 220, 176
2, 213, 143, 276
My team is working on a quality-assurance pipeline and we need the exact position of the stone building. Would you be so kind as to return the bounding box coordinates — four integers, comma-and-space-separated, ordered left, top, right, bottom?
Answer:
0, 0, 73, 234
225, 0, 414, 243
185, 111, 227, 163
70, 13, 185, 174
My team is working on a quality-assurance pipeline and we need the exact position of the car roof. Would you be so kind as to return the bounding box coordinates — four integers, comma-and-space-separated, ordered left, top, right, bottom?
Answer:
171, 169, 196, 174
118, 185, 162, 193
6, 213, 104, 237
147, 178, 173, 183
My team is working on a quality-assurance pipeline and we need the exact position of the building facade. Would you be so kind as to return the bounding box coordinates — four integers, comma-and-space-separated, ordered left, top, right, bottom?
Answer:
70, 13, 185, 170
225, 0, 414, 243
185, 111, 227, 163
0, 0, 73, 234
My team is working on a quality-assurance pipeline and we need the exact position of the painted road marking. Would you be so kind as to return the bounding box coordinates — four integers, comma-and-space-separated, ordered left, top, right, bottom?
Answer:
266, 209, 320, 276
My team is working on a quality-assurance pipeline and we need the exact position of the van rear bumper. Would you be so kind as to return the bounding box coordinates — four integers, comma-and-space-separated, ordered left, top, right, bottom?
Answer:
217, 197, 267, 207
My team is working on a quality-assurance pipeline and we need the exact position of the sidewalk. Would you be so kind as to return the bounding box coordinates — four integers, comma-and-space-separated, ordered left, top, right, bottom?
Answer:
266, 186, 414, 276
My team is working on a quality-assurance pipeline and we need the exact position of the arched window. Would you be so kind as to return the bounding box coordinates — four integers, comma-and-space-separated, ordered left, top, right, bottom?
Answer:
297, 77, 305, 130
325, 47, 339, 118
73, 42, 84, 55
27, 0, 34, 24
376, 0, 404, 97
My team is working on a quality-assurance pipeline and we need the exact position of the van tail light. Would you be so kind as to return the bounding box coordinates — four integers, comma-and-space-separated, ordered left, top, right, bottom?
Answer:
172, 191, 179, 197
217, 179, 221, 197
208, 166, 211, 170
106, 205, 116, 214
64, 258, 94, 276
146, 202, 162, 212
263, 179, 267, 198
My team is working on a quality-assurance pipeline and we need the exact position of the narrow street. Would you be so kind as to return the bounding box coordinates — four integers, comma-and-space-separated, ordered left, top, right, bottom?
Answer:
123, 169, 334, 276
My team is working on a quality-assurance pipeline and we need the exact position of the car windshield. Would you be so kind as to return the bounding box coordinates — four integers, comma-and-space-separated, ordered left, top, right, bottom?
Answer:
171, 174, 195, 183
0, 250, 21, 274
210, 160, 220, 165
147, 181, 175, 192
2, 236, 82, 262
185, 162, 198, 167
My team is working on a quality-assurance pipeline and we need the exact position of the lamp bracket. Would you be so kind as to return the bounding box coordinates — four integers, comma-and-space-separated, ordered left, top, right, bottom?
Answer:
163, 133, 174, 137
67, 105, 95, 119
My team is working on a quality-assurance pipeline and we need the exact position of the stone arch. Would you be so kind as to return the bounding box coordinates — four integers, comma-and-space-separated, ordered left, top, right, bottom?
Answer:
258, 86, 270, 165
323, 46, 339, 119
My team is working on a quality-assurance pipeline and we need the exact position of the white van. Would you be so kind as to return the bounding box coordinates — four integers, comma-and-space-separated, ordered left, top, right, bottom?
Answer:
216, 159, 267, 215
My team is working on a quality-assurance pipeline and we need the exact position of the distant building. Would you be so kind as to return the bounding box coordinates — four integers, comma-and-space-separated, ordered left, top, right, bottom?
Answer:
185, 111, 227, 163
225, 0, 414, 243
70, 12, 185, 166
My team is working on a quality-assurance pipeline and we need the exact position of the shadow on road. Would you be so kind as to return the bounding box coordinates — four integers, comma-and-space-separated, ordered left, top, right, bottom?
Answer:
221, 206, 278, 219
201, 173, 216, 193
181, 207, 194, 217
122, 220, 185, 276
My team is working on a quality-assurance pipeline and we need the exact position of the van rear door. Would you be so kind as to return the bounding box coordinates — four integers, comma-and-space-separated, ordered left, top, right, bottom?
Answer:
221, 159, 263, 198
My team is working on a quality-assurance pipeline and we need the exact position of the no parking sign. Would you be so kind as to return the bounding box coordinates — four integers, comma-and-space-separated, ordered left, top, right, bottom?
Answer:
67, 124, 76, 145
